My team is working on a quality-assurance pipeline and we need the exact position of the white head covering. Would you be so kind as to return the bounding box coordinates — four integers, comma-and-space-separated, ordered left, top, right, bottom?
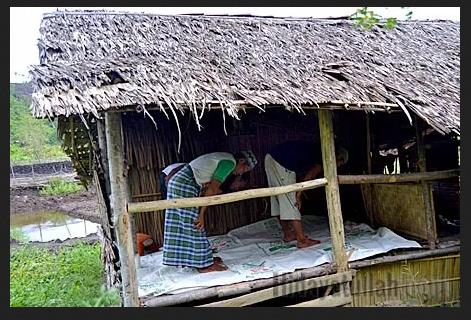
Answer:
240, 150, 258, 169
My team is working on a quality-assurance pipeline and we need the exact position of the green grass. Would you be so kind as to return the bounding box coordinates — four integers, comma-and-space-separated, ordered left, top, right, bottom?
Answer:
40, 178, 83, 196
10, 243, 121, 307
10, 144, 68, 164
10, 227, 29, 243
10, 92, 68, 165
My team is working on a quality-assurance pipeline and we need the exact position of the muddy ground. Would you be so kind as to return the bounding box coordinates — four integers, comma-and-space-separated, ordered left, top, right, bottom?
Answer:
10, 187, 101, 224
10, 185, 102, 250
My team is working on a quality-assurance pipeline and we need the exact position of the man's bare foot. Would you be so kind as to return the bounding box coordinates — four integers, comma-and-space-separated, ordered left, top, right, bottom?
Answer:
213, 256, 223, 264
198, 263, 228, 273
282, 232, 296, 242
297, 237, 321, 249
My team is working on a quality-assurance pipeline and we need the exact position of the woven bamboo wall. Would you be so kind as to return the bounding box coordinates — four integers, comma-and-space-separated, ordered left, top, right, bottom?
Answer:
365, 182, 437, 240
351, 254, 460, 306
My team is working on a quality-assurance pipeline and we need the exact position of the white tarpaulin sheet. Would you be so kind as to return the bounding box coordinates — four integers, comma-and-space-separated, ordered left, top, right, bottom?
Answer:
137, 215, 421, 297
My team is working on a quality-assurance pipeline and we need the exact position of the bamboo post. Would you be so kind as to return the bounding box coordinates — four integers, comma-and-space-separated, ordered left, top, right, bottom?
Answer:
105, 112, 140, 307
97, 118, 111, 197
364, 113, 374, 226
124, 167, 140, 268
415, 117, 437, 249
366, 114, 372, 174
318, 109, 348, 272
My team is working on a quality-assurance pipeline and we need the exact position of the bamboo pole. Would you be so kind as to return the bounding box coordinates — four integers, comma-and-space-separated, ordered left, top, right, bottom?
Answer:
143, 264, 336, 307
366, 113, 372, 174
364, 113, 374, 226
105, 112, 139, 307
338, 169, 459, 184
199, 271, 355, 307
415, 117, 437, 249
286, 291, 352, 307
110, 102, 400, 114
318, 109, 348, 272
349, 246, 459, 268
97, 118, 111, 196
124, 168, 140, 269
128, 178, 328, 213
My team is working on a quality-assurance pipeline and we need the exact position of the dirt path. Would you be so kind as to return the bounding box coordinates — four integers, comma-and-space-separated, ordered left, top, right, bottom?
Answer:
10, 187, 101, 224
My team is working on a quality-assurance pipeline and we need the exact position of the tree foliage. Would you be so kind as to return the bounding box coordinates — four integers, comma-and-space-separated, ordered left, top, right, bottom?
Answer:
350, 7, 413, 30
10, 91, 66, 163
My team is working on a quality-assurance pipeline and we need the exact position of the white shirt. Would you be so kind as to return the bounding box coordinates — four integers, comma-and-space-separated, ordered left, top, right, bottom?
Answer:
162, 163, 186, 176
189, 152, 235, 186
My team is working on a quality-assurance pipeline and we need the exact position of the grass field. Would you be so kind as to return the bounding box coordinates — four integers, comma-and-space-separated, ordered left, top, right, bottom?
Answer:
10, 243, 120, 307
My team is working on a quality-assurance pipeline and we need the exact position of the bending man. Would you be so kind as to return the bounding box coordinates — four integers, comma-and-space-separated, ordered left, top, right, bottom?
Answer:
163, 151, 258, 273
265, 140, 348, 248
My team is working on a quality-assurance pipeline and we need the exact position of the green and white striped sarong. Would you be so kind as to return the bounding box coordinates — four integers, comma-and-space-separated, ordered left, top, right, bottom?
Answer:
162, 164, 213, 268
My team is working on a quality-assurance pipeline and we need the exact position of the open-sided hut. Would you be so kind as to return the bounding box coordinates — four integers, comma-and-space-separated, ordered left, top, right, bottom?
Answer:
30, 11, 460, 307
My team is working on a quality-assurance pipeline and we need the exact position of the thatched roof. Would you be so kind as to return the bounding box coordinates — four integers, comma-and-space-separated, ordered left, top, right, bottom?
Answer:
30, 11, 460, 135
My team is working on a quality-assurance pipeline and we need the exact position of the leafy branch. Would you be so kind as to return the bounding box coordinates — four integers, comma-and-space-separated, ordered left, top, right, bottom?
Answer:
350, 7, 413, 30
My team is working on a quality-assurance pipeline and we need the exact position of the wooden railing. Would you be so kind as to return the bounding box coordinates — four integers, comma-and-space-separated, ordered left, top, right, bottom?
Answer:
126, 169, 459, 214
127, 177, 328, 213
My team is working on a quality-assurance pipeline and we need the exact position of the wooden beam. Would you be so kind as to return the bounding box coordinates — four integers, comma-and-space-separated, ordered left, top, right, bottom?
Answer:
96, 118, 111, 196
105, 112, 139, 307
111, 105, 401, 114
364, 113, 374, 225
338, 169, 459, 184
142, 264, 335, 307
286, 291, 352, 307
124, 167, 140, 269
128, 178, 328, 213
415, 117, 437, 249
349, 246, 459, 269
318, 109, 348, 272
366, 114, 372, 174
199, 271, 355, 307
132, 192, 162, 199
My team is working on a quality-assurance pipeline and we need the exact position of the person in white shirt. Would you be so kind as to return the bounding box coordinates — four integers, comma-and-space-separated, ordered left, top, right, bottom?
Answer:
162, 151, 257, 273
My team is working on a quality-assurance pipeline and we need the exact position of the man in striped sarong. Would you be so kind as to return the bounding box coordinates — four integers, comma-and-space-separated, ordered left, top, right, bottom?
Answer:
163, 151, 258, 273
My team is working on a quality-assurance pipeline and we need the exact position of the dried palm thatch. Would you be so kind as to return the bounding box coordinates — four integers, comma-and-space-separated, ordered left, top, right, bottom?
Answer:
30, 11, 459, 136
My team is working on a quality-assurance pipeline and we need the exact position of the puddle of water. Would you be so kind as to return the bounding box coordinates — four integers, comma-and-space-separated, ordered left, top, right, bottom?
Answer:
10, 211, 99, 243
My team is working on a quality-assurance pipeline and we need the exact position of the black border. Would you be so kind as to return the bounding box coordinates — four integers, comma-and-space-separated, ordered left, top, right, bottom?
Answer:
5, 1, 466, 319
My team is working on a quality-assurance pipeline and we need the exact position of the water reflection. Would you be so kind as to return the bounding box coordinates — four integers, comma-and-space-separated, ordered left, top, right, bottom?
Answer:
10, 211, 99, 242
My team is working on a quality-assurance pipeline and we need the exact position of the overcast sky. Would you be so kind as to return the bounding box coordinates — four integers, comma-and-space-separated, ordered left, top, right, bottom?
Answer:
10, 7, 460, 83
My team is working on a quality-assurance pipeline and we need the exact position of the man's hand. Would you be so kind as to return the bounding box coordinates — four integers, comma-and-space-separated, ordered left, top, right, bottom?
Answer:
202, 179, 222, 197
194, 214, 205, 231
295, 191, 303, 211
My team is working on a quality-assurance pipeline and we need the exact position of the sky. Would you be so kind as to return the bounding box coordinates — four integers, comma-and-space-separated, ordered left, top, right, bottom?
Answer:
10, 7, 460, 83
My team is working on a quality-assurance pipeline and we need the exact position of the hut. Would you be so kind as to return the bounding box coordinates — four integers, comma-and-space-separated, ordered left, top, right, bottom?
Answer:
29, 11, 460, 307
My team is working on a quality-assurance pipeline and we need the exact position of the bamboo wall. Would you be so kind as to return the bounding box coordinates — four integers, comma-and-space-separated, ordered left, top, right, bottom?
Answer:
351, 253, 460, 306
363, 182, 436, 241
